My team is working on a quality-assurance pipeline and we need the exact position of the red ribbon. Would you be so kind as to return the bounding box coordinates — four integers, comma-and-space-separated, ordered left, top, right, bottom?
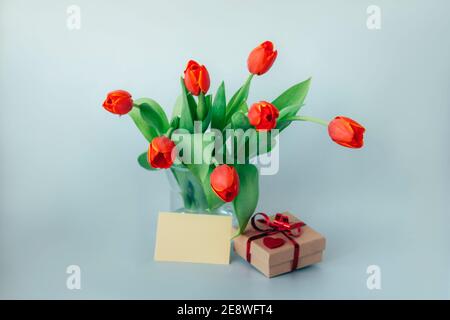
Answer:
246, 213, 306, 271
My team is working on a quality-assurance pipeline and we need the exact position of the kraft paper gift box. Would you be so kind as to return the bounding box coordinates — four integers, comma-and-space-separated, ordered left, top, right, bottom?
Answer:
233, 212, 326, 278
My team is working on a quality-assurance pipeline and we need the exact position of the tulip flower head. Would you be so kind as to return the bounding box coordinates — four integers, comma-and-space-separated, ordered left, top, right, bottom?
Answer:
183, 60, 210, 96
147, 136, 176, 169
248, 101, 280, 131
210, 165, 240, 202
328, 116, 365, 148
103, 90, 133, 115
247, 41, 278, 76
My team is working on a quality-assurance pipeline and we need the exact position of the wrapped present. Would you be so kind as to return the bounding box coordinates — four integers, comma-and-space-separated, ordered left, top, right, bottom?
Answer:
233, 212, 326, 278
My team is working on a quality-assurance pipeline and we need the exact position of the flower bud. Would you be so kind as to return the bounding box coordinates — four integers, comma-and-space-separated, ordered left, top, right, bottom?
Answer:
102, 90, 133, 115
247, 41, 278, 75
183, 60, 210, 96
148, 136, 176, 169
210, 165, 240, 202
248, 101, 280, 131
328, 116, 365, 148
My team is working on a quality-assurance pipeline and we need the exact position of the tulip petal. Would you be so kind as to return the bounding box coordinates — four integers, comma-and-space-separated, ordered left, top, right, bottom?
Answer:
210, 165, 239, 202
328, 116, 365, 148
184, 70, 200, 95
183, 60, 210, 96
247, 41, 277, 75
261, 41, 274, 51
248, 101, 279, 130
198, 66, 210, 94
148, 136, 176, 168
248, 104, 262, 126
103, 90, 133, 115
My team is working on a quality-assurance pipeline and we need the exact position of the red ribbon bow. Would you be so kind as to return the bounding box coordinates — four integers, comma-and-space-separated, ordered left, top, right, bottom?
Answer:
246, 213, 306, 271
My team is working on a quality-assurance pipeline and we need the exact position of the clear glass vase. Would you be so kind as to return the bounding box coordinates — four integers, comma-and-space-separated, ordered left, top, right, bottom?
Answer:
166, 165, 235, 219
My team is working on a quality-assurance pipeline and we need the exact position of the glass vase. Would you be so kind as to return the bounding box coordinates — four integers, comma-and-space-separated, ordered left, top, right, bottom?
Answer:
166, 165, 235, 219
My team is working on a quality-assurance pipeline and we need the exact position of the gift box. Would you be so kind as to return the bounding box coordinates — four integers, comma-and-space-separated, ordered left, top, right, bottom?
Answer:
233, 212, 326, 278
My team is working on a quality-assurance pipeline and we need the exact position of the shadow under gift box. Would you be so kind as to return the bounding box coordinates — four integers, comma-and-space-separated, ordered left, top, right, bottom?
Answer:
233, 212, 326, 278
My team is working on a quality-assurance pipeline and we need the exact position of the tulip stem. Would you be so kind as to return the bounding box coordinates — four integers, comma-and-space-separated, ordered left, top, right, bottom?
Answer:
211, 157, 220, 167
286, 115, 329, 126
197, 93, 207, 120
165, 127, 175, 138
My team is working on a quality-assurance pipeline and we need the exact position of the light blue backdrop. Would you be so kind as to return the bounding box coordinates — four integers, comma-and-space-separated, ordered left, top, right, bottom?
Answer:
0, 0, 449, 299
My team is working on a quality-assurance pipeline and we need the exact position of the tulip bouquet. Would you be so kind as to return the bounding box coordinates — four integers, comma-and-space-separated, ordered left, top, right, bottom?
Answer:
103, 41, 365, 234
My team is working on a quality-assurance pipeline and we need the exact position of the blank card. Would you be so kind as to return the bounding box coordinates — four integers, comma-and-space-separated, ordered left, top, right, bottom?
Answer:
154, 212, 232, 265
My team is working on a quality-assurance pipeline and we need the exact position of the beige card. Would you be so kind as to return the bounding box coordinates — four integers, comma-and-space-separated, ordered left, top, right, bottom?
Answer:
154, 212, 232, 265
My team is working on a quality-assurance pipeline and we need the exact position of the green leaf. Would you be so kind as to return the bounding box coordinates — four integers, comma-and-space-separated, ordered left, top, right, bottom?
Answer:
135, 98, 169, 126
256, 130, 278, 157
137, 152, 157, 171
233, 164, 259, 234
201, 94, 212, 132
230, 111, 252, 163
171, 95, 183, 119
185, 137, 211, 182
205, 94, 212, 108
276, 121, 291, 132
187, 94, 198, 120
179, 79, 194, 133
172, 132, 212, 182
278, 104, 304, 121
231, 111, 251, 131
211, 82, 226, 131
229, 113, 277, 161
128, 107, 158, 142
272, 77, 311, 111
275, 103, 305, 130
201, 106, 212, 133
135, 100, 169, 136
235, 130, 278, 161
170, 116, 180, 129
185, 163, 210, 191
238, 100, 248, 113
226, 74, 253, 123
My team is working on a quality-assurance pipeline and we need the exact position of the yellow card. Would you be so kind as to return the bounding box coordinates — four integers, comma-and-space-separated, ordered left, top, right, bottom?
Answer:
154, 212, 232, 265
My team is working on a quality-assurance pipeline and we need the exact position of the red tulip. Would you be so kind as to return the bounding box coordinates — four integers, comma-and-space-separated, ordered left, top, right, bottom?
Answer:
103, 90, 133, 115
328, 116, 365, 148
183, 60, 210, 96
147, 136, 176, 169
248, 101, 280, 131
210, 165, 240, 202
247, 41, 278, 75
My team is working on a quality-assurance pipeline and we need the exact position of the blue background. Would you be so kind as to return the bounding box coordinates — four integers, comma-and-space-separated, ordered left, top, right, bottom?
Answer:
0, 0, 449, 299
